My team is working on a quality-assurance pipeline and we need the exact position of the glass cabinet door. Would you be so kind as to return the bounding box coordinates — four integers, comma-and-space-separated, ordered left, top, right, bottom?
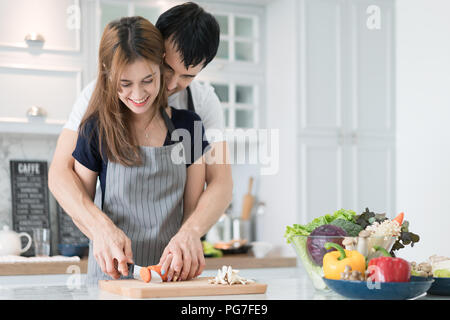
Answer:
235, 16, 253, 37
100, 2, 128, 32
216, 40, 229, 60
213, 13, 257, 63
235, 85, 253, 104
235, 109, 254, 128
134, 5, 161, 24
211, 83, 229, 103
211, 82, 257, 129
216, 15, 229, 35
234, 84, 255, 128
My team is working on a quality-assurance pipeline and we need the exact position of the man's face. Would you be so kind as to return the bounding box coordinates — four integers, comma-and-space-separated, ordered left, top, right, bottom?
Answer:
163, 39, 205, 96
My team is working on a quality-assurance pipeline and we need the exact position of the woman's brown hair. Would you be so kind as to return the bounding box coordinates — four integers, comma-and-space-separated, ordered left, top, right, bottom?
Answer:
79, 16, 167, 166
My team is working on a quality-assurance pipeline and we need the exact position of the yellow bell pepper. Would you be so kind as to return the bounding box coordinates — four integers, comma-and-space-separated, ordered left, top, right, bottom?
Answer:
323, 242, 366, 280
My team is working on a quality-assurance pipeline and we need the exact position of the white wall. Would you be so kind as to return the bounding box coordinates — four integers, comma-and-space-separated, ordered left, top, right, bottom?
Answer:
258, 0, 298, 257
396, 0, 450, 261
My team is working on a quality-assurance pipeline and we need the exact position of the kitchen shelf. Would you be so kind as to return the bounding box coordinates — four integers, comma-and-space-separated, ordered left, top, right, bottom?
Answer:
0, 254, 297, 276
0, 118, 64, 135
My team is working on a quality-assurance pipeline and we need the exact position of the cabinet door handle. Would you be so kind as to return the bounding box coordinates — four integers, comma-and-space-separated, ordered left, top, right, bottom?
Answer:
337, 129, 344, 145
351, 132, 358, 145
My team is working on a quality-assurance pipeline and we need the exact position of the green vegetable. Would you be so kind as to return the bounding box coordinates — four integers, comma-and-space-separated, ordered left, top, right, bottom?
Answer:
354, 207, 388, 229
202, 241, 223, 258
434, 269, 450, 278
390, 220, 420, 256
284, 208, 357, 243
329, 219, 363, 237
291, 235, 326, 289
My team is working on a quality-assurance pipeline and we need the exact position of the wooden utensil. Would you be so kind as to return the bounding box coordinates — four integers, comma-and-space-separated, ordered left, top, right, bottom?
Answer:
99, 277, 267, 298
241, 177, 254, 221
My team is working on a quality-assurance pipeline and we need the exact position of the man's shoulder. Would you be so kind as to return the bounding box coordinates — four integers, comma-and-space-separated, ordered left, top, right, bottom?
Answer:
78, 79, 96, 101
188, 80, 221, 113
188, 80, 215, 100
72, 80, 97, 114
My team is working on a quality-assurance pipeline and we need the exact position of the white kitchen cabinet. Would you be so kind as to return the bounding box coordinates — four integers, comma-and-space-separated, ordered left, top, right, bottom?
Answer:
0, 0, 81, 52
297, 0, 396, 220
0, 64, 81, 126
0, 0, 92, 134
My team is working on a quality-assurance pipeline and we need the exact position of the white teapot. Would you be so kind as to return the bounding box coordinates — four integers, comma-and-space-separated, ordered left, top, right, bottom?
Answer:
0, 225, 32, 256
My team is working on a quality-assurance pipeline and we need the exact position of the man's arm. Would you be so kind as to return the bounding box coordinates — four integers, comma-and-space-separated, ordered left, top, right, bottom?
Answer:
159, 141, 233, 281
48, 129, 134, 278
180, 81, 232, 234
180, 141, 233, 237
48, 129, 104, 239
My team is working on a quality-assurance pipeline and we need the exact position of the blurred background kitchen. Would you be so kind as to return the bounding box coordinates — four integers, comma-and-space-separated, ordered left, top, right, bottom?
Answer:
0, 0, 448, 263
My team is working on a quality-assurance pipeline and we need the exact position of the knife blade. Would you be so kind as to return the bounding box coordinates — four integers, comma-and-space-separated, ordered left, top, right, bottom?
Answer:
129, 264, 164, 283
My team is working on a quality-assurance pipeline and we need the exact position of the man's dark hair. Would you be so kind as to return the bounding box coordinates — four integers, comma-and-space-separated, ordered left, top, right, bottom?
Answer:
156, 2, 220, 69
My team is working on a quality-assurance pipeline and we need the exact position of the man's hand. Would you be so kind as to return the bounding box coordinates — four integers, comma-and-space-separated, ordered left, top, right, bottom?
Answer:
92, 223, 134, 279
158, 228, 205, 282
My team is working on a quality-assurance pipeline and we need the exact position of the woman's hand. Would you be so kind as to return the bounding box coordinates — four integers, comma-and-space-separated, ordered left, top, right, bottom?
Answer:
92, 222, 134, 279
158, 228, 205, 281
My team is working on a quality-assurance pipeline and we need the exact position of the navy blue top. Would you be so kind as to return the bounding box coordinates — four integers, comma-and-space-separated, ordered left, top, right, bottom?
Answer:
72, 107, 210, 205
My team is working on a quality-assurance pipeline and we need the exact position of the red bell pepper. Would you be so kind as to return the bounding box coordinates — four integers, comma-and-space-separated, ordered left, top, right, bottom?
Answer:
367, 246, 411, 282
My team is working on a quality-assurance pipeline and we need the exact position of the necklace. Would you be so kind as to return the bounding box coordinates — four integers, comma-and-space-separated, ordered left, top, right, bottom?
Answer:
143, 109, 166, 140
136, 109, 157, 141
143, 117, 155, 140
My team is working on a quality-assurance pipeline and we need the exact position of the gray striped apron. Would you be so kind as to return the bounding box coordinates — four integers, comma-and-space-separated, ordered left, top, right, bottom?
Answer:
86, 109, 186, 285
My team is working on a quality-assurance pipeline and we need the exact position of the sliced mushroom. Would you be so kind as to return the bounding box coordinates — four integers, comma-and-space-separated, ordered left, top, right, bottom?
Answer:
209, 265, 255, 285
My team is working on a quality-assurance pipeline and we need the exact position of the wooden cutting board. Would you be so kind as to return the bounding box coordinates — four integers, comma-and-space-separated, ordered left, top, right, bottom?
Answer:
99, 277, 267, 298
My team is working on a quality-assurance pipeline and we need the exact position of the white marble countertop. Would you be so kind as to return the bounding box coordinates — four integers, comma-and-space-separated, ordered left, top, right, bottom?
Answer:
0, 266, 448, 300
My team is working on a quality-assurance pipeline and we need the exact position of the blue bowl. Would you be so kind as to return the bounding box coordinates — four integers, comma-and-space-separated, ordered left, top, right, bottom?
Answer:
323, 277, 434, 300
58, 244, 89, 257
411, 276, 450, 296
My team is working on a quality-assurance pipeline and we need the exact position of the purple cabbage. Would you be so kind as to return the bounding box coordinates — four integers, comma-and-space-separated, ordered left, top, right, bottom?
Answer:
306, 224, 347, 266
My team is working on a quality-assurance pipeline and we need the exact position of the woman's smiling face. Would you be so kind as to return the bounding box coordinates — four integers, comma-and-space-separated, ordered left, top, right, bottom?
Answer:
117, 58, 161, 116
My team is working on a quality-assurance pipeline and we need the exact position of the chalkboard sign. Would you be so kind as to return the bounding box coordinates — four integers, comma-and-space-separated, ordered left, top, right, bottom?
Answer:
57, 203, 89, 245
10, 160, 51, 256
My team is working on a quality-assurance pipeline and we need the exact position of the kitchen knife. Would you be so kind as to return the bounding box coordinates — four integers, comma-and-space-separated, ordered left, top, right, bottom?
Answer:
128, 264, 164, 283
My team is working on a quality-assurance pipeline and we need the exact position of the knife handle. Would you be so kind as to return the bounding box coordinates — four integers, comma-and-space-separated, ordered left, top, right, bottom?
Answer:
127, 263, 134, 275
111, 260, 134, 277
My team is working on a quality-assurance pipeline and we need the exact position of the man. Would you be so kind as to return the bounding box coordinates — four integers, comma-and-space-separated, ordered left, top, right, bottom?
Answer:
48, 2, 232, 283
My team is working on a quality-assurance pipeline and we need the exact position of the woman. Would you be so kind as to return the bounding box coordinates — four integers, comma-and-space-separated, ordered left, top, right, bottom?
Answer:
72, 16, 209, 285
